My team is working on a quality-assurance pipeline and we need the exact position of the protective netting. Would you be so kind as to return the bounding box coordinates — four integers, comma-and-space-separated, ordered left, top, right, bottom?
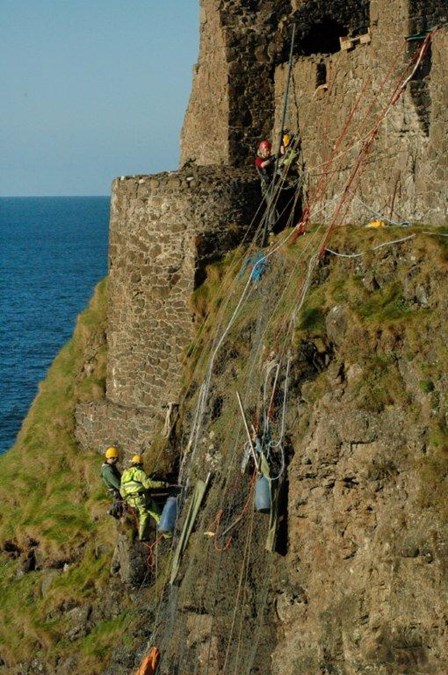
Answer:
150, 253, 300, 674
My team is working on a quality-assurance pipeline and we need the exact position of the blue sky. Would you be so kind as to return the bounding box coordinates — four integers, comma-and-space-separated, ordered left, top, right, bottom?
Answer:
0, 1, 199, 196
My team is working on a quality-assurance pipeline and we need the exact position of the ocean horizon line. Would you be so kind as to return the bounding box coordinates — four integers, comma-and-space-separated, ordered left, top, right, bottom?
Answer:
0, 194, 110, 199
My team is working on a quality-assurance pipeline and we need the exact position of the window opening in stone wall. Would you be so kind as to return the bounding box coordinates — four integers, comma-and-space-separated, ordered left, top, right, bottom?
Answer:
300, 18, 347, 56
316, 62, 327, 88
406, 0, 446, 136
409, 43, 432, 136
291, 1, 370, 59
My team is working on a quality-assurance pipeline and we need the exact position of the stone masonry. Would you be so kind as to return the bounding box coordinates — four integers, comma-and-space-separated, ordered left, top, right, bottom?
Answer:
76, 167, 260, 453
273, 0, 448, 224
182, 0, 447, 223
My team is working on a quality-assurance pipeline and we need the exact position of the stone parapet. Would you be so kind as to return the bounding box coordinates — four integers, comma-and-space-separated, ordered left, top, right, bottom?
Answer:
75, 400, 157, 456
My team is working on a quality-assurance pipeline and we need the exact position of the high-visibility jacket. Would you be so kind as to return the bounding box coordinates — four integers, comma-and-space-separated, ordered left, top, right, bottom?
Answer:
120, 466, 166, 500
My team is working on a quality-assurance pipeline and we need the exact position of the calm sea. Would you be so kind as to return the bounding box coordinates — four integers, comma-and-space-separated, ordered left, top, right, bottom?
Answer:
0, 197, 110, 454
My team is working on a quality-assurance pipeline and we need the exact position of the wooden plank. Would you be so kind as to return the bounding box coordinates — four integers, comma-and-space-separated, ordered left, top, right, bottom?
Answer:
340, 28, 371, 51
340, 36, 353, 50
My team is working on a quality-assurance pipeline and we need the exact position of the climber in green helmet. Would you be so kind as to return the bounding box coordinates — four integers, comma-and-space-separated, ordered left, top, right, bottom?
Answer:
120, 455, 170, 541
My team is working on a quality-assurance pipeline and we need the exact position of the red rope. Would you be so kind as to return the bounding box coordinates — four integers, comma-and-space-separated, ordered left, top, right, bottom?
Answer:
317, 32, 434, 258
143, 533, 164, 569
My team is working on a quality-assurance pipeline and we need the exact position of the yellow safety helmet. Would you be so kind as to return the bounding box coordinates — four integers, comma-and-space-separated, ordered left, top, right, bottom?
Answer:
131, 454, 144, 464
105, 446, 119, 459
282, 133, 291, 147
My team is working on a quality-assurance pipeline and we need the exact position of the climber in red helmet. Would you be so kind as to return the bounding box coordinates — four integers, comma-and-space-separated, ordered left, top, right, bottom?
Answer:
255, 140, 276, 185
255, 139, 278, 238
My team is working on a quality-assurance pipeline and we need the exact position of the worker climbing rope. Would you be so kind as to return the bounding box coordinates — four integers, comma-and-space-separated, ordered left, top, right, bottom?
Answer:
100, 446, 124, 519
254, 139, 279, 236
255, 140, 276, 186
120, 455, 174, 541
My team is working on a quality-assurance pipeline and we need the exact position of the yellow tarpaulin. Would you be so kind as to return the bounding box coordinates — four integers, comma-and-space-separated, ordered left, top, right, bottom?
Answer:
366, 219, 387, 228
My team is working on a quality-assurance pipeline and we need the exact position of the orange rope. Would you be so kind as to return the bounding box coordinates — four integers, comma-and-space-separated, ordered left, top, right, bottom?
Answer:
143, 533, 164, 569
205, 473, 258, 553
205, 508, 232, 552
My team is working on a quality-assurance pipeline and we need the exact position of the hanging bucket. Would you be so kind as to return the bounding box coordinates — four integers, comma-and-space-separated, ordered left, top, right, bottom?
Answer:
254, 475, 271, 513
158, 497, 177, 533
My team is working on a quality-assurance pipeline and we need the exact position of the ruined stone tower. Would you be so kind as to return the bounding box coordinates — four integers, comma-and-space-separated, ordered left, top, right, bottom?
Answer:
182, 0, 447, 223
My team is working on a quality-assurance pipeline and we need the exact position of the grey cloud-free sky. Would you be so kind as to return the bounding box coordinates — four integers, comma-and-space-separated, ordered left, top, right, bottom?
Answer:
0, 1, 199, 196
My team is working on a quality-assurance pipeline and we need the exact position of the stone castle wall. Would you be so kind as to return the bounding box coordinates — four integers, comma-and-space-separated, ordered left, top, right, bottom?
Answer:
181, 0, 447, 223
76, 167, 260, 453
181, 0, 285, 167
273, 0, 448, 224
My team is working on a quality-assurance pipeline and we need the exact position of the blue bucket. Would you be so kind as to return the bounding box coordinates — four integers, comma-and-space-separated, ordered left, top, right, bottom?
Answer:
254, 475, 271, 513
158, 496, 177, 533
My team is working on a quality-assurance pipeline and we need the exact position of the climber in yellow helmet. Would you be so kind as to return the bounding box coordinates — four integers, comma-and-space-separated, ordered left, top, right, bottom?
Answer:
120, 455, 170, 541
100, 446, 124, 519
278, 130, 300, 176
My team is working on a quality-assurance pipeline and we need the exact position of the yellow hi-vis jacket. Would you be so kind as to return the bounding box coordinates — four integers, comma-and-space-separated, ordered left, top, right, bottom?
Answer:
120, 466, 166, 500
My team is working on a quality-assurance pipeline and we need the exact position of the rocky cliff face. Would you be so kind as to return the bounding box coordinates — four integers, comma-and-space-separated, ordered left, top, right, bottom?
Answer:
3, 226, 448, 675
137, 226, 448, 674
273, 234, 448, 673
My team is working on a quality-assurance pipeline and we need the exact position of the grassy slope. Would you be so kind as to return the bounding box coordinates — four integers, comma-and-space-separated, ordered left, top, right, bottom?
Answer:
0, 279, 139, 672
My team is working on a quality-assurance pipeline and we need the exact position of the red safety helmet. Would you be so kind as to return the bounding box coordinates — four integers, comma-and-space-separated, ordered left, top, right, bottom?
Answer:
258, 140, 272, 153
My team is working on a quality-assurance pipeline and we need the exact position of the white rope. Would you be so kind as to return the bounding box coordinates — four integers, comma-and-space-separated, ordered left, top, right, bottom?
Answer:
373, 234, 416, 249
325, 230, 448, 261
350, 191, 411, 227
325, 248, 363, 258
325, 233, 416, 259
262, 359, 279, 441
290, 252, 319, 327
391, 33, 432, 104
267, 356, 291, 482
179, 383, 206, 485
162, 402, 178, 439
